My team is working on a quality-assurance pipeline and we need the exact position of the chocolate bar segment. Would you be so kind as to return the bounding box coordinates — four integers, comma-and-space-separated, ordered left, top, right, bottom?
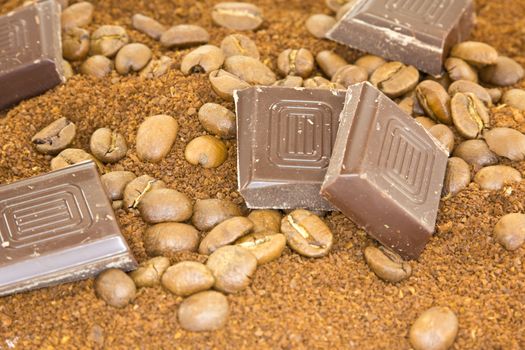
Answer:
235, 87, 346, 210
321, 82, 448, 259
0, 161, 137, 296
0, 0, 65, 111
327, 0, 475, 76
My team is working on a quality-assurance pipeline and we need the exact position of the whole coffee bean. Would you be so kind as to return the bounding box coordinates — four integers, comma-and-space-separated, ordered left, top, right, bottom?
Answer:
331, 64, 368, 87
236, 232, 286, 265
415, 80, 451, 124
90, 25, 129, 58
484, 127, 525, 161
198, 103, 236, 139
161, 261, 215, 296
177, 291, 229, 332
212, 2, 263, 31
450, 41, 498, 67
451, 92, 489, 139
31, 117, 76, 155
444, 57, 478, 83
129, 256, 170, 288
136, 114, 179, 163
284, 208, 327, 217
370, 62, 420, 98
364, 246, 412, 283
480, 56, 524, 86
397, 96, 414, 116
160, 25, 209, 48
184, 136, 228, 168
209, 69, 251, 101
89, 128, 127, 163
448, 80, 492, 106
122, 175, 166, 210
453, 140, 498, 169
50, 148, 98, 171
316, 50, 347, 78
224, 55, 276, 85
354, 54, 385, 76
199, 217, 253, 255
132, 13, 166, 40
206, 245, 257, 293
273, 76, 304, 87
277, 48, 314, 78
181, 45, 225, 75
62, 27, 90, 61
62, 60, 74, 80
101, 171, 136, 201
220, 34, 260, 59
192, 199, 242, 231
115, 43, 152, 75
494, 213, 525, 251
502, 89, 525, 110
139, 56, 174, 79
443, 157, 471, 196
94, 269, 136, 308
474, 165, 522, 191
415, 116, 436, 130
305, 14, 336, 38
429, 124, 454, 154
144, 223, 200, 256
80, 55, 113, 78
248, 210, 282, 233
487, 88, 502, 104
138, 188, 193, 224
409, 306, 458, 350
281, 209, 333, 258
61, 1, 94, 30
303, 76, 344, 90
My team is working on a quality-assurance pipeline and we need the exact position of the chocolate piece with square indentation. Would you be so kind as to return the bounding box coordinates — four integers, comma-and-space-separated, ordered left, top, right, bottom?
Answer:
235, 87, 346, 210
327, 0, 475, 75
0, 161, 137, 296
321, 82, 448, 259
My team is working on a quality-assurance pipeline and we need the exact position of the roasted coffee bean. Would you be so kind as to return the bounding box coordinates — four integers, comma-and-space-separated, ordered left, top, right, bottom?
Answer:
101, 171, 136, 201
484, 127, 525, 161
429, 124, 455, 154
161, 261, 215, 296
129, 256, 170, 288
336, 0, 358, 20
474, 165, 522, 191
139, 56, 174, 79
80, 55, 113, 78
184, 136, 228, 168
209, 69, 251, 101
451, 92, 489, 139
192, 199, 242, 231
303, 76, 344, 90
480, 56, 524, 86
415, 80, 451, 124
136, 114, 178, 163
31, 117, 76, 155
90, 25, 129, 57
62, 27, 90, 61
122, 175, 166, 210
160, 25, 209, 48
236, 232, 286, 265
316, 50, 347, 78
138, 188, 193, 224
354, 54, 385, 76
325, 0, 350, 11
364, 246, 412, 283
450, 41, 498, 67
494, 213, 525, 251
397, 96, 415, 116
277, 48, 314, 78
248, 210, 282, 233
409, 307, 458, 350
331, 64, 368, 88
61, 1, 94, 30
502, 89, 525, 110
94, 269, 136, 308
89, 128, 128, 163
115, 43, 152, 75
453, 140, 497, 169
281, 209, 333, 258
273, 76, 304, 87
370, 62, 420, 98
198, 103, 236, 139
487, 88, 502, 104
50, 148, 98, 171
199, 217, 253, 255
62, 60, 74, 79
177, 291, 229, 332
181, 45, 225, 75
444, 157, 471, 196
132, 14, 166, 40
444, 57, 478, 83
144, 223, 200, 256
305, 14, 336, 38
224, 55, 276, 85
415, 116, 436, 130
448, 80, 492, 106
212, 2, 263, 31
206, 245, 257, 293
221, 34, 259, 59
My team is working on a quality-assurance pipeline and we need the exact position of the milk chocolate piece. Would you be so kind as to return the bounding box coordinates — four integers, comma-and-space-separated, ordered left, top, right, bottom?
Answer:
0, 0, 64, 111
235, 87, 346, 210
0, 161, 137, 296
321, 82, 448, 259
327, 0, 475, 76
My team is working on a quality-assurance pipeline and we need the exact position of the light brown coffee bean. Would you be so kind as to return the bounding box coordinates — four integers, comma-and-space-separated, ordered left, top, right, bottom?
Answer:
50, 148, 98, 171
248, 210, 282, 233
484, 127, 525, 161
198, 103, 236, 139
354, 54, 385, 76
132, 14, 166, 40
450, 41, 498, 67
453, 140, 497, 169
62, 27, 90, 61
138, 188, 193, 224
448, 80, 492, 106
115, 43, 152, 75
161, 262, 215, 296
212, 2, 263, 31
429, 124, 454, 154
89, 128, 127, 163
144, 223, 199, 256
502, 89, 525, 110
94, 269, 136, 308
206, 245, 257, 293
325, 0, 350, 11
397, 96, 415, 116
136, 114, 178, 163
209, 69, 251, 101
90, 25, 129, 57
474, 165, 522, 191
303, 76, 344, 90
61, 1, 93, 30
370, 62, 420, 98
224, 55, 276, 85
101, 171, 136, 201
221, 34, 260, 59
364, 246, 412, 283
181, 45, 225, 75
31, 117, 76, 155
62, 59, 74, 80
451, 92, 489, 139
199, 217, 253, 255
277, 48, 314, 78
443, 157, 471, 196
415, 116, 436, 130
480, 56, 524, 86
129, 256, 170, 288
331, 64, 368, 87
177, 291, 229, 332
192, 199, 242, 231
139, 56, 174, 79
494, 213, 525, 251
281, 209, 333, 258
305, 14, 336, 38
444, 57, 478, 83
409, 306, 458, 350
80, 55, 113, 78
236, 232, 286, 265
273, 76, 304, 87
315, 50, 347, 78
160, 25, 209, 48
184, 135, 228, 168
122, 175, 166, 210
415, 80, 451, 124
487, 88, 502, 104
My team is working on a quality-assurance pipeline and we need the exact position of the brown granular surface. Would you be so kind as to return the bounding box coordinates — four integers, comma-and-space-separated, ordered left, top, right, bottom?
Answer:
1, 0, 525, 349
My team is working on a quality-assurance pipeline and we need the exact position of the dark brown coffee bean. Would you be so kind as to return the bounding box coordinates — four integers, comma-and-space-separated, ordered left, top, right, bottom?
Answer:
484, 127, 525, 161
502, 89, 525, 110
136, 114, 179, 163
139, 56, 174, 79
450, 41, 498, 67
138, 188, 193, 224
448, 80, 492, 106
236, 232, 286, 265
224, 55, 276, 85
62, 27, 90, 61
129, 256, 170, 288
487, 88, 502, 104
370, 62, 420, 98
161, 262, 215, 296
415, 80, 451, 124
409, 307, 458, 350
89, 128, 127, 163
305, 14, 336, 38
303, 76, 344, 90
273, 76, 304, 87
61, 1, 94, 30
31, 117, 76, 155
206, 245, 257, 293
494, 213, 525, 251
221, 34, 260, 59
451, 93, 489, 139
474, 165, 522, 191
144, 223, 199, 256
444, 57, 478, 83
101, 171, 136, 201
192, 199, 242, 231
198, 103, 236, 139
184, 136, 228, 168
199, 217, 253, 255
480, 56, 524, 86
209, 69, 251, 101
122, 175, 166, 210
62, 59, 74, 80
115, 43, 152, 75
444, 157, 471, 196
212, 2, 263, 31
415, 116, 436, 130
132, 14, 166, 40
181, 45, 225, 75
94, 269, 136, 308
160, 25, 209, 48
315, 50, 347, 78
453, 140, 497, 169
364, 246, 412, 283
90, 25, 129, 57
177, 291, 229, 332
354, 54, 385, 76
80, 55, 113, 78
50, 148, 98, 171
429, 124, 455, 154
248, 210, 282, 233
331, 64, 368, 88
277, 48, 314, 78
